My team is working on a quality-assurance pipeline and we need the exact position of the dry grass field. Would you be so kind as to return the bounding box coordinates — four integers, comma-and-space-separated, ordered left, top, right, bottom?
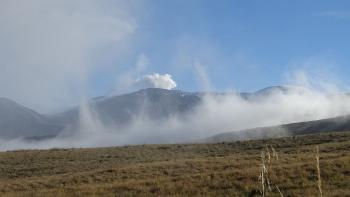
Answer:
0, 131, 349, 196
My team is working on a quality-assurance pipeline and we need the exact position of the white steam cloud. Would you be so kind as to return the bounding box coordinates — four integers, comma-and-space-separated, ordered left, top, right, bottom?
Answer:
2, 73, 350, 151
135, 73, 177, 90
0, 0, 137, 112
193, 61, 213, 91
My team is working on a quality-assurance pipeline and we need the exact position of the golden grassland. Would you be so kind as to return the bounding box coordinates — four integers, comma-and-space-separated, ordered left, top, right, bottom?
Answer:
0, 132, 349, 196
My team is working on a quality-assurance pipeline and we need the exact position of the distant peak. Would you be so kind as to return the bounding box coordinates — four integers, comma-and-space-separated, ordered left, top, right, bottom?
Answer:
0, 97, 18, 105
254, 85, 308, 95
256, 85, 290, 92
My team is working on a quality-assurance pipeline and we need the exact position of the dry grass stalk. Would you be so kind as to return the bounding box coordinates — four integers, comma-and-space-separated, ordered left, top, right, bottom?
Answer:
259, 151, 267, 197
259, 151, 273, 197
316, 145, 323, 197
266, 145, 271, 163
276, 186, 284, 197
270, 145, 279, 160
259, 145, 284, 197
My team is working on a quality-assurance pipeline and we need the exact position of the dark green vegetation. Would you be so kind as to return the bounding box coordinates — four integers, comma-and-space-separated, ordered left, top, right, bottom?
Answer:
0, 132, 349, 196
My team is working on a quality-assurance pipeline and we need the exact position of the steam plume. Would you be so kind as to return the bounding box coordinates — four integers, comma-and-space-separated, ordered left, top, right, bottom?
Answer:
135, 73, 177, 90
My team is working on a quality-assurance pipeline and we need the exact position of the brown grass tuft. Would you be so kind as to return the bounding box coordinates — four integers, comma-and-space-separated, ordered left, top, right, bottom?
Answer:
316, 145, 323, 197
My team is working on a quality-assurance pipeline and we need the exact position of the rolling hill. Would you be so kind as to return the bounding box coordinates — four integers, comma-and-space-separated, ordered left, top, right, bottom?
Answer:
205, 115, 350, 143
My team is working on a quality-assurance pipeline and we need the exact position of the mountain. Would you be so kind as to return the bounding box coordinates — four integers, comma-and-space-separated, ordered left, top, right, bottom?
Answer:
53, 88, 203, 127
239, 85, 309, 100
0, 88, 203, 139
53, 86, 313, 137
1, 86, 350, 141
0, 97, 64, 139
204, 115, 350, 143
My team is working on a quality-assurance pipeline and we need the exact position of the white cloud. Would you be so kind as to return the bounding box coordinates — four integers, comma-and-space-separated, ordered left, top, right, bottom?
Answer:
0, 0, 138, 113
135, 73, 177, 90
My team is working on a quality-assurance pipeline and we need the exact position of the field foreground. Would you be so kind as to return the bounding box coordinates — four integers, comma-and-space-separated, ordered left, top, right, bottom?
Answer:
0, 132, 349, 196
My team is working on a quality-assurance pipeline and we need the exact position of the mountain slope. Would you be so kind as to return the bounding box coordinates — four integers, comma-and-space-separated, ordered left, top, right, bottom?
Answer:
205, 115, 350, 143
53, 88, 203, 127
0, 88, 203, 139
0, 98, 64, 139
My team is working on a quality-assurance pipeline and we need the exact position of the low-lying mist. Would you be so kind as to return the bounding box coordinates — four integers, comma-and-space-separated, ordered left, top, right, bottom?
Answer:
2, 84, 350, 151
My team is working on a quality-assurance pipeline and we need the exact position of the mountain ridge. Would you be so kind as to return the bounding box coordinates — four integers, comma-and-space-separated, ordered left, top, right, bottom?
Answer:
0, 97, 64, 139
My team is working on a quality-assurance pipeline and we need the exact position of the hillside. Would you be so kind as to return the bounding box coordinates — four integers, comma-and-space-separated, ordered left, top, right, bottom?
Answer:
0, 98, 63, 139
205, 115, 350, 143
0, 131, 349, 196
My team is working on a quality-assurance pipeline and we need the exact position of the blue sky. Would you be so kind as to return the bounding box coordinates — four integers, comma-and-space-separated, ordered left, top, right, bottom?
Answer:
90, 0, 350, 95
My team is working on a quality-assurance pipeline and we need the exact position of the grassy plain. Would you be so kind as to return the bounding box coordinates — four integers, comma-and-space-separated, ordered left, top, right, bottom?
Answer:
0, 131, 349, 196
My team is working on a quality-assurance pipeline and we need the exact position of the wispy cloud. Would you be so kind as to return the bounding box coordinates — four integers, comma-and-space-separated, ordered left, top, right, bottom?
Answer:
318, 11, 350, 19
193, 61, 213, 92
